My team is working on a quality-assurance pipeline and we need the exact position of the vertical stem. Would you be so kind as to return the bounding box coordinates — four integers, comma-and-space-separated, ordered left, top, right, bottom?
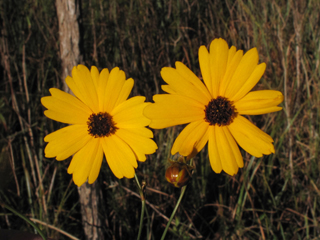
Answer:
160, 185, 187, 240
134, 174, 147, 240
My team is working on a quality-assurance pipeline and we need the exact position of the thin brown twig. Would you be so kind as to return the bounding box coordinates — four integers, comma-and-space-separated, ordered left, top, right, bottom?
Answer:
30, 218, 80, 240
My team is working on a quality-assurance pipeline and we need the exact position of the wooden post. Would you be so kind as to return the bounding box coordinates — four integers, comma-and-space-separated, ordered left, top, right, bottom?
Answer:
55, 1, 104, 239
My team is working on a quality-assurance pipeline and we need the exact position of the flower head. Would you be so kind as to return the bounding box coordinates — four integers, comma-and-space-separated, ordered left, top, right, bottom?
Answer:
144, 38, 283, 176
41, 65, 157, 186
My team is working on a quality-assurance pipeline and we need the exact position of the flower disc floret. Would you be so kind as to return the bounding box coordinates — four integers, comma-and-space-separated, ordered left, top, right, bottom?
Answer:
204, 96, 238, 126
87, 112, 118, 138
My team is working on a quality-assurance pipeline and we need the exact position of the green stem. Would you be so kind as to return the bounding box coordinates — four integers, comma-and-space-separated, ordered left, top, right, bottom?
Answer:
138, 199, 145, 240
160, 185, 187, 240
134, 174, 146, 240
1, 203, 46, 240
144, 198, 150, 239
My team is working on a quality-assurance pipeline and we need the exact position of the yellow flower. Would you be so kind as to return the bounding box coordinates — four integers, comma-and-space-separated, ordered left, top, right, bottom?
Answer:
41, 65, 158, 186
144, 38, 283, 176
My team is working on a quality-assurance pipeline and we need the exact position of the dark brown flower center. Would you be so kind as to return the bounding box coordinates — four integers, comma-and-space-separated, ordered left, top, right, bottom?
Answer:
87, 112, 118, 138
204, 96, 238, 126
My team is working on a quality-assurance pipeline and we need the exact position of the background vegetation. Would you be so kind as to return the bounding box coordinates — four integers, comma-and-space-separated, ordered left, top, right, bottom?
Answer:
1, 0, 320, 239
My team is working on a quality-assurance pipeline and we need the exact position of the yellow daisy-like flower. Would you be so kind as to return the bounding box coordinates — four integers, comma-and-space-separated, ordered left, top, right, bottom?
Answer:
144, 38, 283, 176
41, 65, 158, 186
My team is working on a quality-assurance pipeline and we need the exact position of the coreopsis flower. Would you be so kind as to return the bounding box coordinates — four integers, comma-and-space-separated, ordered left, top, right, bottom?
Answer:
144, 38, 283, 176
41, 65, 157, 186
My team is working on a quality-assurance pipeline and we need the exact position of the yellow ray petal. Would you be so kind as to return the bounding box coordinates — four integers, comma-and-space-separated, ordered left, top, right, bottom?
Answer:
161, 85, 177, 94
96, 68, 109, 111
207, 126, 222, 173
219, 49, 243, 96
113, 97, 151, 128
103, 67, 127, 112
43, 109, 87, 125
175, 62, 212, 101
161, 67, 209, 105
88, 140, 104, 184
144, 94, 205, 129
215, 126, 238, 175
111, 134, 139, 168
100, 137, 123, 178
120, 126, 154, 138
222, 127, 244, 168
114, 78, 134, 108
41, 89, 92, 124
226, 46, 237, 66
65, 75, 86, 106
230, 63, 266, 102
67, 138, 101, 186
90, 66, 100, 90
44, 125, 91, 160
235, 90, 284, 115
171, 120, 209, 157
47, 88, 92, 114
42, 97, 90, 125
101, 136, 136, 179
234, 115, 274, 143
112, 96, 145, 116
225, 48, 259, 99
215, 126, 241, 176
228, 116, 275, 157
116, 128, 157, 161
209, 38, 229, 98
199, 45, 212, 96
69, 65, 99, 112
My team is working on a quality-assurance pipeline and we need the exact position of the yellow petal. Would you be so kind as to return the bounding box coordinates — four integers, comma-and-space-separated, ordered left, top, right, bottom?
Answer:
144, 94, 205, 129
44, 125, 91, 160
101, 136, 136, 179
161, 62, 211, 104
41, 89, 91, 124
230, 63, 266, 102
219, 49, 243, 96
234, 90, 284, 115
103, 67, 127, 112
175, 62, 212, 101
65, 76, 84, 104
96, 68, 109, 111
226, 46, 237, 66
228, 116, 275, 157
47, 88, 92, 114
90, 66, 100, 90
67, 138, 101, 186
161, 85, 177, 94
214, 127, 238, 175
222, 127, 244, 168
207, 126, 222, 173
69, 65, 99, 112
100, 137, 123, 178
171, 120, 209, 157
116, 128, 157, 161
216, 126, 243, 176
114, 78, 134, 108
88, 141, 104, 184
199, 45, 212, 96
225, 48, 259, 99
113, 97, 151, 128
208, 38, 229, 98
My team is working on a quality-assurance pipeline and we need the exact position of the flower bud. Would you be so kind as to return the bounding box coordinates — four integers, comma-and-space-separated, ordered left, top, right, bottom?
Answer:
165, 157, 193, 188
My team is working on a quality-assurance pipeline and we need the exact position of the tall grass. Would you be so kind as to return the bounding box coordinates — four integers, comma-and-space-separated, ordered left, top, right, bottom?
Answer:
0, 0, 320, 239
